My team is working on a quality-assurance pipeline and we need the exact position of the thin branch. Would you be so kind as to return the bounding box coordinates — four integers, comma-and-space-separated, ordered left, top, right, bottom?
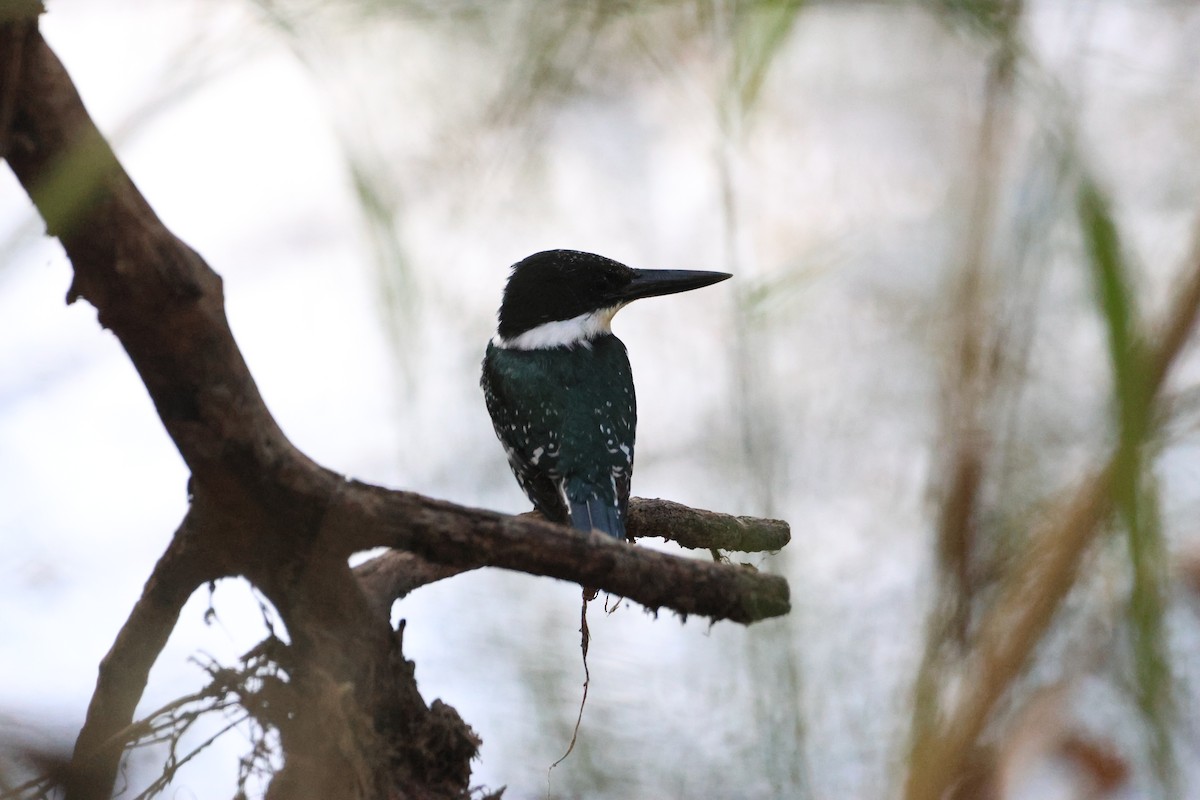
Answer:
626, 497, 790, 552
130, 715, 248, 800
65, 512, 220, 800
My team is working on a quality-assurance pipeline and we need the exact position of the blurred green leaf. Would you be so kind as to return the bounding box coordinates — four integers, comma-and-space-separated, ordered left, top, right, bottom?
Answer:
1077, 174, 1175, 794
730, 0, 806, 113
1078, 178, 1143, 432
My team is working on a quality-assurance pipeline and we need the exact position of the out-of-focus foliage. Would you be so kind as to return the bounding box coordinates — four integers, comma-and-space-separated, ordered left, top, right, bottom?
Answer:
1078, 174, 1175, 794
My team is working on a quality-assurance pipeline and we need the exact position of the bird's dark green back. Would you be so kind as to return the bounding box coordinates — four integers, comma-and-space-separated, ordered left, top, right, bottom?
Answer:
481, 334, 636, 537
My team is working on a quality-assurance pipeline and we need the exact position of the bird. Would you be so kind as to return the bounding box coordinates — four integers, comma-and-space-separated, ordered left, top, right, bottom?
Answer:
481, 249, 731, 540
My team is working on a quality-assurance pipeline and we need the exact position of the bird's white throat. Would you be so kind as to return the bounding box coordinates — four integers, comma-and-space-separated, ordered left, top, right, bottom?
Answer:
493, 305, 625, 350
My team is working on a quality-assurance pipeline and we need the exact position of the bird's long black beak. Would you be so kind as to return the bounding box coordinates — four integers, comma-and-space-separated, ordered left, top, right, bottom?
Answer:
614, 269, 732, 303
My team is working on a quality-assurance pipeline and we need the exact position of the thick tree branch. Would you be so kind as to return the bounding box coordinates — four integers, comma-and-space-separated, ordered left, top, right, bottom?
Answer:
338, 488, 789, 622
354, 498, 792, 613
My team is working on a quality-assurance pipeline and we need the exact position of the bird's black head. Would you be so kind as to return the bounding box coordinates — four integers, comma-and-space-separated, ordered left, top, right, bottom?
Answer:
495, 249, 731, 343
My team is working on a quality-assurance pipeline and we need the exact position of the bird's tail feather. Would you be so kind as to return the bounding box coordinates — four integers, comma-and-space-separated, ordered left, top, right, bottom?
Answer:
569, 496, 626, 540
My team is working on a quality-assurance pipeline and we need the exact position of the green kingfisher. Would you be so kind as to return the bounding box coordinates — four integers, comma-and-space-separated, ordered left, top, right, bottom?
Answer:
481, 249, 731, 540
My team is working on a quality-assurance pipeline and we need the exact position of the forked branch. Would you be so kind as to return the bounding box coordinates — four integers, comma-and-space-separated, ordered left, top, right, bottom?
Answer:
1, 17, 790, 800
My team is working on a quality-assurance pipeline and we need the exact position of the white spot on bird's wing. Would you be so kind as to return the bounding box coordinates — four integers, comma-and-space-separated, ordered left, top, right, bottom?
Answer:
492, 305, 627, 350
531, 446, 544, 465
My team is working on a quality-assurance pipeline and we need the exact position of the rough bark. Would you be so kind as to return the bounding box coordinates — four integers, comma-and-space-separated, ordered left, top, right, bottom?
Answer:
353, 498, 791, 614
0, 16, 791, 800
